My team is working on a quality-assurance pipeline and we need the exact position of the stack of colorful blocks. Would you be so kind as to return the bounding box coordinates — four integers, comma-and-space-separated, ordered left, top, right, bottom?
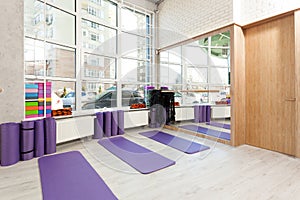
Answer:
46, 82, 52, 117
25, 83, 39, 119
37, 83, 44, 117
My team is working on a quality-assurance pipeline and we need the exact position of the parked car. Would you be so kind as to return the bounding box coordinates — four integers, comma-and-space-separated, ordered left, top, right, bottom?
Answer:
174, 91, 200, 104
62, 91, 96, 108
82, 90, 144, 109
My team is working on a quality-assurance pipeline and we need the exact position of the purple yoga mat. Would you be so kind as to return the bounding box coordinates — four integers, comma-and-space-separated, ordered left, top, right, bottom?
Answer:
179, 124, 231, 140
0, 123, 20, 166
117, 110, 124, 135
98, 136, 175, 174
44, 117, 56, 154
20, 121, 35, 161
206, 121, 230, 130
34, 119, 45, 157
202, 106, 207, 122
139, 130, 210, 154
206, 106, 211, 122
194, 105, 200, 123
111, 111, 118, 136
93, 112, 104, 139
104, 112, 112, 137
38, 151, 117, 200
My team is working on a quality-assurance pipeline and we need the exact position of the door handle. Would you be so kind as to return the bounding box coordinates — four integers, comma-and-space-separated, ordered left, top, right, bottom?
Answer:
285, 98, 296, 101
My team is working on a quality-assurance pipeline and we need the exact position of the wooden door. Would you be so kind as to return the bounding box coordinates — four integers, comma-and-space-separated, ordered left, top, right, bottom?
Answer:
245, 15, 295, 155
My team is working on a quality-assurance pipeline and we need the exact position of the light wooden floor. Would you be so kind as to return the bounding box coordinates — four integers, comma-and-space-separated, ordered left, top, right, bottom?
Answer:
1, 124, 300, 200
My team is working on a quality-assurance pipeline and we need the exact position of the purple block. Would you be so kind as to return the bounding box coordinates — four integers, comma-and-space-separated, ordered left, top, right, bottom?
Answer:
194, 105, 200, 123
44, 117, 56, 154
38, 151, 118, 200
34, 119, 45, 157
206, 106, 211, 122
93, 112, 104, 139
98, 136, 175, 174
111, 111, 118, 136
104, 112, 112, 137
117, 110, 124, 135
0, 123, 20, 166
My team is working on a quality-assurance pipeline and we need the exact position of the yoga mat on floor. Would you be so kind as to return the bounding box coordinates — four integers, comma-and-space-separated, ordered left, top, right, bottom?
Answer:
179, 124, 231, 140
139, 130, 210, 154
206, 121, 231, 130
38, 151, 117, 200
98, 136, 175, 174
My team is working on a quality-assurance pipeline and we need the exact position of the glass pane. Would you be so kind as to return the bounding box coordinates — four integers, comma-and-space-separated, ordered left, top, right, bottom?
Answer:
121, 84, 145, 108
187, 67, 207, 83
121, 8, 147, 36
46, 5, 75, 45
82, 19, 117, 55
45, 43, 76, 78
50, 80, 76, 110
183, 45, 208, 65
121, 59, 147, 82
121, 33, 147, 59
81, 0, 117, 27
47, 0, 75, 12
160, 64, 182, 85
81, 82, 117, 110
83, 54, 116, 79
24, 38, 45, 76
210, 49, 230, 66
210, 67, 229, 84
24, 0, 44, 39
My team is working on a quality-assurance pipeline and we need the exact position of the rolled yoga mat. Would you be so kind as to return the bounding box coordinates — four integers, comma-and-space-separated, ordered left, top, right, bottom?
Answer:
93, 112, 104, 139
34, 119, 45, 157
206, 106, 211, 122
139, 130, 210, 154
193, 105, 200, 123
98, 136, 175, 174
104, 112, 112, 137
206, 121, 230, 130
38, 151, 118, 200
111, 111, 118, 136
20, 121, 35, 161
44, 117, 56, 154
117, 110, 124, 135
0, 123, 20, 166
179, 124, 230, 141
149, 108, 157, 128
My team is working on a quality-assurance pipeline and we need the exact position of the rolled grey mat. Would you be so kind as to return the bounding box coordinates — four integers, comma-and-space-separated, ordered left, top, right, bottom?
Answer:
149, 108, 156, 128
93, 112, 104, 139
194, 105, 200, 123
34, 119, 45, 157
111, 111, 118, 136
0, 123, 20, 166
118, 110, 124, 135
20, 121, 35, 161
104, 112, 112, 137
44, 117, 56, 154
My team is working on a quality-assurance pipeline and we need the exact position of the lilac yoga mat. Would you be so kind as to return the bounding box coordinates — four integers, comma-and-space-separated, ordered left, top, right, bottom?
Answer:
139, 130, 210, 154
38, 151, 117, 200
98, 136, 175, 174
179, 124, 231, 140
206, 121, 231, 130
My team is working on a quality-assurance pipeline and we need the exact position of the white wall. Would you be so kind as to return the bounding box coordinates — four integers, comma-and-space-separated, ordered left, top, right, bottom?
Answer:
0, 0, 24, 123
234, 0, 300, 25
124, 0, 156, 11
157, 0, 233, 49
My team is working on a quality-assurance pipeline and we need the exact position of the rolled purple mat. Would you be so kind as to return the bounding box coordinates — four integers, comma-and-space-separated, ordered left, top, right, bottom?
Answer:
104, 112, 112, 137
34, 119, 45, 157
202, 106, 207, 122
93, 112, 104, 139
111, 111, 118, 136
194, 105, 200, 123
0, 123, 20, 166
206, 106, 211, 122
20, 121, 35, 161
44, 117, 56, 154
149, 108, 156, 128
118, 110, 124, 135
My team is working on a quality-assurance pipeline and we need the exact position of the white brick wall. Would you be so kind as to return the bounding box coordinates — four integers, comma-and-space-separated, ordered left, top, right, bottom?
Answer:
157, 0, 234, 48
236, 0, 300, 25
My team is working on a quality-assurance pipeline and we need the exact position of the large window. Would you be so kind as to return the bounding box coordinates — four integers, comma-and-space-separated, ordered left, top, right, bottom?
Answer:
159, 31, 230, 105
24, 0, 153, 116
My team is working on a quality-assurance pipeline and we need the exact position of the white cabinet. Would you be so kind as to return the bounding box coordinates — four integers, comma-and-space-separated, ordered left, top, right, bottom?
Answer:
175, 107, 194, 121
211, 106, 230, 118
